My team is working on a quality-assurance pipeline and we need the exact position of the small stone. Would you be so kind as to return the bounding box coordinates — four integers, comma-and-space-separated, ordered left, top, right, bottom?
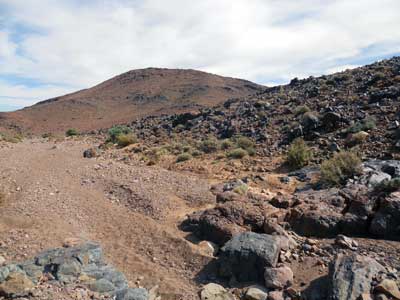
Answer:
335, 235, 358, 250
268, 290, 284, 300
245, 285, 268, 300
0, 256, 5, 266
0, 272, 35, 297
264, 266, 293, 290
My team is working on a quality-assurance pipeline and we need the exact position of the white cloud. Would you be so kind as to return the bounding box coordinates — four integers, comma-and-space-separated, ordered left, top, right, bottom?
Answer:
0, 0, 400, 108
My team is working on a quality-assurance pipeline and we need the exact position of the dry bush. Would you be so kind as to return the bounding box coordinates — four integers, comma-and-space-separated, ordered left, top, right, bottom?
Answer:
320, 151, 362, 186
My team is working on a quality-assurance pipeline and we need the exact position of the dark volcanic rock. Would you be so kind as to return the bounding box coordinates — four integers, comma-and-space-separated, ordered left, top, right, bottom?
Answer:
328, 254, 385, 300
218, 232, 281, 282
370, 192, 400, 239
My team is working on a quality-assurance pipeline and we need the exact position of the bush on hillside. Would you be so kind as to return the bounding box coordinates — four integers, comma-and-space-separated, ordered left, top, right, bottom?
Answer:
320, 151, 362, 186
286, 138, 312, 170
116, 133, 137, 147
227, 148, 247, 159
176, 153, 192, 163
198, 138, 219, 153
65, 128, 79, 137
108, 125, 132, 143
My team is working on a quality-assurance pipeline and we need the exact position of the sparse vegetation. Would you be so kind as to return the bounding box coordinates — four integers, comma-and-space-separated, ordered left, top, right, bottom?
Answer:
346, 131, 368, 147
227, 148, 247, 159
198, 138, 219, 153
116, 133, 137, 147
65, 128, 79, 137
286, 138, 312, 170
233, 184, 249, 195
221, 139, 234, 150
295, 105, 311, 116
0, 132, 23, 143
347, 117, 376, 133
320, 151, 362, 186
176, 153, 192, 163
108, 125, 132, 143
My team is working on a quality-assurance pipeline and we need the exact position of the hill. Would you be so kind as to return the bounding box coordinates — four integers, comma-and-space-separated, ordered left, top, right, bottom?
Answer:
0, 68, 264, 134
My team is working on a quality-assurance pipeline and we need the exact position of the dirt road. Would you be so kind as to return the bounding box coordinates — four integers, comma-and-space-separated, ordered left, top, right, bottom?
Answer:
0, 139, 215, 299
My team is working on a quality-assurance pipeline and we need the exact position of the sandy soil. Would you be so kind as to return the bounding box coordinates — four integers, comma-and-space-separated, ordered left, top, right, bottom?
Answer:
0, 139, 217, 299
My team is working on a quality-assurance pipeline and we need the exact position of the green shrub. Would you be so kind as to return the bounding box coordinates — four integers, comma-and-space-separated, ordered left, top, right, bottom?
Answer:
66, 128, 79, 137
191, 149, 202, 157
108, 125, 132, 143
198, 138, 219, 153
235, 136, 254, 150
221, 139, 234, 150
176, 153, 192, 163
347, 117, 376, 133
233, 184, 249, 195
286, 138, 312, 170
116, 134, 137, 147
320, 151, 362, 186
227, 148, 247, 159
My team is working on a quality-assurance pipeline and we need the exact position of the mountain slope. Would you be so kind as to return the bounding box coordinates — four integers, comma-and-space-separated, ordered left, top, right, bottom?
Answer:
0, 68, 264, 134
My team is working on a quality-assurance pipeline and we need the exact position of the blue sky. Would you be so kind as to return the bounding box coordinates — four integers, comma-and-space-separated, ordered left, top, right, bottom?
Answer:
1, 0, 400, 112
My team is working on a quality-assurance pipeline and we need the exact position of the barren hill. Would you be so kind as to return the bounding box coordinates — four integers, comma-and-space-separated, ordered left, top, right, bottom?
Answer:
0, 68, 264, 134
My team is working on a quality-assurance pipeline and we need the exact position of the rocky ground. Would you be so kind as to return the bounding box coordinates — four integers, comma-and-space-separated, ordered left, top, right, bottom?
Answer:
1, 57, 400, 300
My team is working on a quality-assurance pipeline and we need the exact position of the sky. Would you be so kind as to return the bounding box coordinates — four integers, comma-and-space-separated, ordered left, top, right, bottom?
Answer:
1, 0, 400, 112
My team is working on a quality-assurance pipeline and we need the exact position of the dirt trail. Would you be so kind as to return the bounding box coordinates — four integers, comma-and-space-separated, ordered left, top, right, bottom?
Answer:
0, 139, 216, 299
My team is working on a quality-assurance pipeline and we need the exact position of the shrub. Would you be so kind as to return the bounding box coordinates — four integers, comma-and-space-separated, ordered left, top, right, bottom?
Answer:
320, 151, 362, 186
198, 138, 219, 153
295, 105, 311, 116
346, 131, 368, 147
227, 148, 247, 159
286, 138, 312, 170
176, 153, 192, 163
221, 139, 234, 150
236, 136, 254, 150
347, 117, 376, 133
65, 128, 78, 137
233, 184, 249, 195
116, 134, 137, 147
191, 149, 202, 157
108, 125, 132, 143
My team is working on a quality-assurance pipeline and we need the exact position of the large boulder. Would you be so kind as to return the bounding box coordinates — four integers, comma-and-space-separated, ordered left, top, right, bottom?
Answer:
287, 188, 345, 237
370, 192, 400, 239
0, 242, 148, 299
219, 232, 281, 282
328, 254, 385, 300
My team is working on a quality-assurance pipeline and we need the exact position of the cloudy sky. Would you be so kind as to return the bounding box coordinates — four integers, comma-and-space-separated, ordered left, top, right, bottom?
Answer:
1, 0, 400, 111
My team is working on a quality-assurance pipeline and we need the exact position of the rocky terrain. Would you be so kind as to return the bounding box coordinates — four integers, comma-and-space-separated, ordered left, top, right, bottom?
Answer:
0, 68, 263, 134
1, 57, 400, 300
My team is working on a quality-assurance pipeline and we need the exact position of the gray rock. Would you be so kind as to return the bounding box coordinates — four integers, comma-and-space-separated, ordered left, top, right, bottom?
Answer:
329, 254, 385, 300
0, 266, 9, 283
200, 283, 234, 300
88, 278, 116, 293
116, 288, 149, 300
219, 232, 281, 282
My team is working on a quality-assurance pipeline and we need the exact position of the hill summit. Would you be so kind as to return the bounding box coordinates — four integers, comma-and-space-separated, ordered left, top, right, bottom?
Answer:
0, 68, 264, 134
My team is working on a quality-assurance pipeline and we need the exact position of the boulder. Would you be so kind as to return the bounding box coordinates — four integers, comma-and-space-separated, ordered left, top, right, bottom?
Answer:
374, 279, 400, 299
0, 271, 35, 298
370, 192, 400, 239
268, 291, 284, 300
264, 265, 293, 290
245, 286, 268, 300
329, 254, 385, 300
219, 232, 281, 282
